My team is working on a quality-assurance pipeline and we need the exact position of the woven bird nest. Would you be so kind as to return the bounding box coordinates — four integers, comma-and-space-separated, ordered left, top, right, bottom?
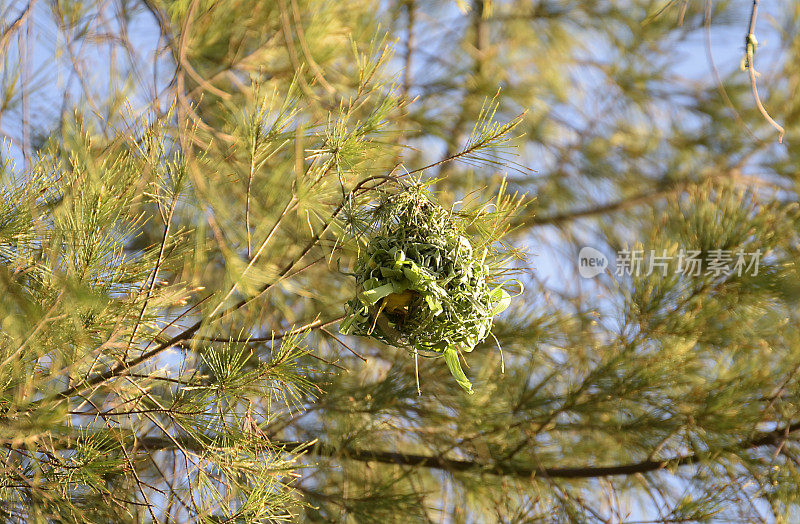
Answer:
340, 182, 520, 394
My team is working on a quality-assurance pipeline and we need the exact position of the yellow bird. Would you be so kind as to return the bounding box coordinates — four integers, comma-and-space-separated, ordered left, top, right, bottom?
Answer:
367, 290, 420, 339
382, 290, 418, 315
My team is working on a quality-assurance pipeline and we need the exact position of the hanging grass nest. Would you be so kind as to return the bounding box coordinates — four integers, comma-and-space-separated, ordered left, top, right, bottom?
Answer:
340, 181, 522, 394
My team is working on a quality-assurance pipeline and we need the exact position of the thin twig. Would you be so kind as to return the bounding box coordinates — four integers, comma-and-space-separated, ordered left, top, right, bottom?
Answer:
703, 0, 757, 142
743, 0, 785, 143
289, 0, 335, 94
246, 125, 257, 258
321, 327, 367, 362
402, 0, 415, 98
276, 0, 318, 101
194, 314, 342, 343
0, 0, 35, 57
126, 177, 181, 359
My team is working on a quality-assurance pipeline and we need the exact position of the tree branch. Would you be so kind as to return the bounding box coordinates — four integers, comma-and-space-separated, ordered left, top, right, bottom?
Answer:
521, 167, 748, 228
523, 186, 673, 227
130, 420, 800, 480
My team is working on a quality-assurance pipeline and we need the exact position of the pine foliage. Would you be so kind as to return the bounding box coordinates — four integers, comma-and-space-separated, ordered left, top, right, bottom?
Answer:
1, 0, 800, 522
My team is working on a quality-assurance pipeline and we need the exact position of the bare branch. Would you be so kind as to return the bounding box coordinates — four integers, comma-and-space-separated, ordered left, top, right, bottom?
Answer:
129, 419, 800, 480
742, 0, 785, 143
0, 1, 35, 56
